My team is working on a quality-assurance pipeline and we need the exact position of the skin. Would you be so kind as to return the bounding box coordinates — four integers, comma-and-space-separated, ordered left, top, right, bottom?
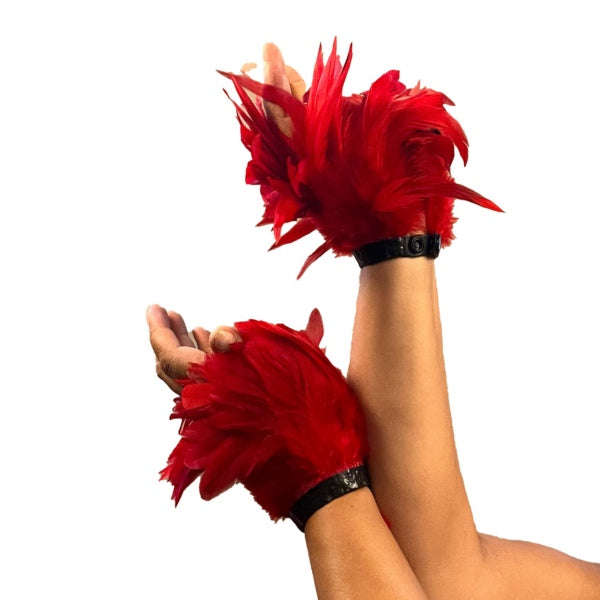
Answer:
349, 258, 600, 600
305, 487, 427, 600
147, 42, 600, 599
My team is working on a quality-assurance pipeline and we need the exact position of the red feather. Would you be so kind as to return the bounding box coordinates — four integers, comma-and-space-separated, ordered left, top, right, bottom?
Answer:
221, 40, 502, 276
160, 310, 368, 522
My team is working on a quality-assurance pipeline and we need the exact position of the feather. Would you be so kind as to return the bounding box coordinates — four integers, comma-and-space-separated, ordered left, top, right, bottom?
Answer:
220, 40, 503, 276
161, 310, 368, 521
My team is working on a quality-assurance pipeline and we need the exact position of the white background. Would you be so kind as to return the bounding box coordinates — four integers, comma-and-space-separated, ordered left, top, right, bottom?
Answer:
1, 1, 598, 598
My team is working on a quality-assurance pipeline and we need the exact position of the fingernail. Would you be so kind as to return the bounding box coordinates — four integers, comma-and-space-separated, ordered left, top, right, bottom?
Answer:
213, 330, 236, 352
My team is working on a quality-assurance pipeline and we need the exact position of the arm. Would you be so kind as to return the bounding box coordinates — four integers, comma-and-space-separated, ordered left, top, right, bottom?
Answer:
348, 258, 482, 597
305, 487, 428, 600
347, 258, 600, 599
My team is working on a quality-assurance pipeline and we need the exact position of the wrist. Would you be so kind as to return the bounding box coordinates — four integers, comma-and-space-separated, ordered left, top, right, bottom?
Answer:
290, 466, 371, 532
304, 486, 376, 538
359, 255, 435, 288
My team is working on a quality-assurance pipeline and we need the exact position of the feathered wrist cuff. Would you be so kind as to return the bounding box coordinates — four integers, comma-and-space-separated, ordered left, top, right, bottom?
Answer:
221, 40, 502, 277
160, 310, 369, 530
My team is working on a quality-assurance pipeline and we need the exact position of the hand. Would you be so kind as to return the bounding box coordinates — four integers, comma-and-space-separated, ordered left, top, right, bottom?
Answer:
262, 42, 305, 136
146, 304, 240, 394
160, 309, 369, 529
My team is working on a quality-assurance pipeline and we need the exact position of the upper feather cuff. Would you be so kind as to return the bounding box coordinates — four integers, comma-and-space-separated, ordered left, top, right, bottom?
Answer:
221, 40, 502, 276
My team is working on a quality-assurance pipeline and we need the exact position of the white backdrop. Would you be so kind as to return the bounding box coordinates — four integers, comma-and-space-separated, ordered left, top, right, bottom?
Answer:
1, 1, 598, 598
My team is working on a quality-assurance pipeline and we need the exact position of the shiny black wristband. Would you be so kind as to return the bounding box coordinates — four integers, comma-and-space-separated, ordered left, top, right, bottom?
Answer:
289, 466, 371, 532
353, 234, 441, 267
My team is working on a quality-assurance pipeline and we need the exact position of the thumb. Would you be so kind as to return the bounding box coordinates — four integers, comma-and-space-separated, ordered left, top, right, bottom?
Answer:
209, 326, 242, 353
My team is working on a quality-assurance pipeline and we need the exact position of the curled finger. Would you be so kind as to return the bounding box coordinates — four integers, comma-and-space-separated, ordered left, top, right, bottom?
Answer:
191, 327, 211, 354
167, 310, 196, 348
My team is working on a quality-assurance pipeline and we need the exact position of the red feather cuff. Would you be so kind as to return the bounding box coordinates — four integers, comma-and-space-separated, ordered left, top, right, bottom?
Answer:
160, 309, 368, 522
221, 40, 502, 276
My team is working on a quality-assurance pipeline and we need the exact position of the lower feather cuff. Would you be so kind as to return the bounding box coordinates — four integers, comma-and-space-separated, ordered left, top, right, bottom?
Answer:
289, 466, 371, 532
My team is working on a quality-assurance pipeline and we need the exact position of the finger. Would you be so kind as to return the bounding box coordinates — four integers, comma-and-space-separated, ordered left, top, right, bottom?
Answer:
241, 62, 257, 74
159, 346, 207, 381
209, 326, 242, 353
285, 65, 306, 100
167, 310, 195, 348
147, 304, 182, 359
263, 43, 293, 137
192, 327, 211, 354
155, 362, 183, 395
263, 43, 291, 92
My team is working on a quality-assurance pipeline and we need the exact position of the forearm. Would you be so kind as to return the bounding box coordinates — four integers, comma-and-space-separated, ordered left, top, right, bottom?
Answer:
347, 258, 482, 595
304, 487, 428, 600
347, 258, 600, 599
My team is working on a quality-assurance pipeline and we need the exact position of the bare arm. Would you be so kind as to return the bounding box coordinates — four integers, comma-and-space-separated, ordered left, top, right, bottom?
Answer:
480, 534, 600, 599
347, 258, 600, 599
305, 488, 428, 600
348, 258, 482, 597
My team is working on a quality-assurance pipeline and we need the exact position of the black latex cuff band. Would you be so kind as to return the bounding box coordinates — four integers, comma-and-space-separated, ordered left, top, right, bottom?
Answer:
289, 466, 370, 532
353, 234, 441, 267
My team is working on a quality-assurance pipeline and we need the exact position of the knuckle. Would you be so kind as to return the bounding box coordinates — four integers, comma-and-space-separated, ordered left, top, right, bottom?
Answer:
159, 360, 173, 379
159, 353, 179, 379
155, 362, 166, 380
